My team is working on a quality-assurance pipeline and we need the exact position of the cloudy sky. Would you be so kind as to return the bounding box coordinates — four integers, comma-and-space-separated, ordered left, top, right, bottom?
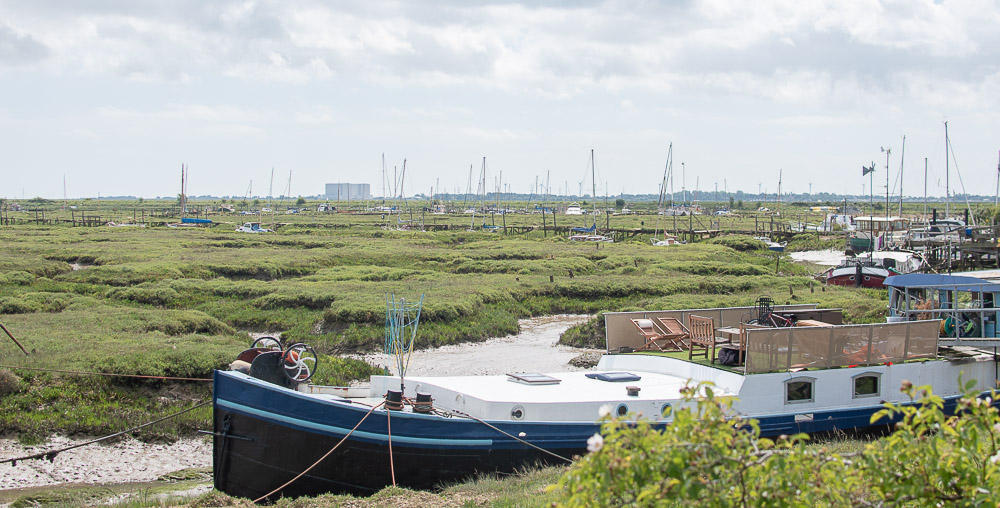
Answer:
2, 0, 998, 200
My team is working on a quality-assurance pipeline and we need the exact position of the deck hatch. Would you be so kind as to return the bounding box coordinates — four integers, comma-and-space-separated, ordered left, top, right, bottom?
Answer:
506, 373, 561, 385
585, 372, 642, 382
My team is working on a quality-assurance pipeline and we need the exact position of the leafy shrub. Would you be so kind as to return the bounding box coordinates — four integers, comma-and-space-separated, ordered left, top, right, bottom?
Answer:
708, 235, 766, 252
0, 271, 34, 285
92, 338, 236, 381
553, 380, 1000, 506
309, 356, 384, 386
0, 292, 74, 314
140, 310, 234, 335
559, 313, 606, 349
0, 297, 42, 314
106, 286, 181, 306
253, 291, 336, 310
0, 370, 24, 395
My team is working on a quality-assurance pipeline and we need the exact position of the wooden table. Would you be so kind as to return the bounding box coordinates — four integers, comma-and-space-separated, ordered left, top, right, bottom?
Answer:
716, 326, 742, 344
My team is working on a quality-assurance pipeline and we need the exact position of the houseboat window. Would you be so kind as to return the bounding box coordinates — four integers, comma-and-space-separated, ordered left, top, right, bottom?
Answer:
785, 378, 815, 403
853, 373, 880, 398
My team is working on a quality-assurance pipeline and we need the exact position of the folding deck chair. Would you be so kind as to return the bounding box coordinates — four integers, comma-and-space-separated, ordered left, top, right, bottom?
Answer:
630, 317, 688, 352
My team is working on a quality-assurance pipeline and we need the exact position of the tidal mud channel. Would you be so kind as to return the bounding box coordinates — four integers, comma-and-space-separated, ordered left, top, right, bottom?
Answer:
358, 314, 599, 376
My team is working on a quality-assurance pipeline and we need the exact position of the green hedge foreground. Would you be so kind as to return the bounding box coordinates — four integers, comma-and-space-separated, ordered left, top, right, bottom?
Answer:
552, 378, 1000, 507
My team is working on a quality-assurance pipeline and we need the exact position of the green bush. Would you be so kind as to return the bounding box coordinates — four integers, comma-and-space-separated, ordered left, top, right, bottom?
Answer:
553, 380, 1000, 506
708, 235, 766, 252
0, 292, 74, 314
1, 271, 34, 285
106, 286, 181, 306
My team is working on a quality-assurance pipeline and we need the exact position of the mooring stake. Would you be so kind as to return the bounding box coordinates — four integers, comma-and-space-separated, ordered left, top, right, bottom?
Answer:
0, 323, 29, 356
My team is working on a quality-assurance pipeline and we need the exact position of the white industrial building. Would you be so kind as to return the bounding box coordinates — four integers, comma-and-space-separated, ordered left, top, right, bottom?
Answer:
325, 183, 371, 201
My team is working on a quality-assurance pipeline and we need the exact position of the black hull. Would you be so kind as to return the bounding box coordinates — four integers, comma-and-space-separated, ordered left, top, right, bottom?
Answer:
213, 407, 584, 500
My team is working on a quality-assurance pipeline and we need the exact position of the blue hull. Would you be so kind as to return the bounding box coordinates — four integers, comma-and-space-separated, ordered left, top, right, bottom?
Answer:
212, 370, 972, 499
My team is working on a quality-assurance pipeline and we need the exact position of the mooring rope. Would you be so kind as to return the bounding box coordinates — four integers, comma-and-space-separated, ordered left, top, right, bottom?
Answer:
387, 406, 397, 487
252, 401, 385, 504
434, 408, 574, 464
0, 400, 210, 466
0, 364, 212, 382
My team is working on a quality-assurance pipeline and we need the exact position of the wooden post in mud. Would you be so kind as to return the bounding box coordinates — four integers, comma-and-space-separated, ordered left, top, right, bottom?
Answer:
0, 323, 29, 356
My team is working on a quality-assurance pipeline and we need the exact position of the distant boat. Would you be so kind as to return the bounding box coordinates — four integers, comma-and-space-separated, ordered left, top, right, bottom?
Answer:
565, 203, 583, 215
650, 232, 679, 246
825, 250, 924, 289
569, 234, 613, 242
236, 222, 272, 233
825, 258, 893, 288
181, 217, 213, 224
753, 236, 786, 252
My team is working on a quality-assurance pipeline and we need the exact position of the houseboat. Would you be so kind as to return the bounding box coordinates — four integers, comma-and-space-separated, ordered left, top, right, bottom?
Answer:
213, 301, 998, 500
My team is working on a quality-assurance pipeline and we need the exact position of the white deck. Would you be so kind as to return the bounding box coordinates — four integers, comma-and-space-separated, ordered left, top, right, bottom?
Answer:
366, 355, 743, 423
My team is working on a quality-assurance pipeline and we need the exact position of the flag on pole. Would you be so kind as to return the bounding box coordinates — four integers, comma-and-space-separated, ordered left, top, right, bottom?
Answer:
862, 164, 875, 176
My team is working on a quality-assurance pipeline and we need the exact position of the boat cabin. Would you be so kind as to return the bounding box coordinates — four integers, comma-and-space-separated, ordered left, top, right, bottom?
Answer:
853, 216, 910, 234
885, 273, 1000, 346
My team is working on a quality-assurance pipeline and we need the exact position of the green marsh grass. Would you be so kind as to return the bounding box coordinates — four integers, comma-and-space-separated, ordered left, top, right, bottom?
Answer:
0, 217, 887, 442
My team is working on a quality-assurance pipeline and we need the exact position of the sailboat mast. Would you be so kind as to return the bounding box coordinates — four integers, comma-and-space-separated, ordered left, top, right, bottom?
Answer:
268, 167, 274, 211
898, 135, 905, 216
777, 169, 782, 211
995, 150, 999, 209
590, 149, 597, 216
481, 157, 487, 213
924, 158, 928, 222
658, 143, 672, 211
945, 121, 950, 218
884, 148, 890, 223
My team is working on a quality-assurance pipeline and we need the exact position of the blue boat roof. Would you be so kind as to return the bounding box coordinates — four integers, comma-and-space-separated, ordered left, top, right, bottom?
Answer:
884, 273, 1000, 292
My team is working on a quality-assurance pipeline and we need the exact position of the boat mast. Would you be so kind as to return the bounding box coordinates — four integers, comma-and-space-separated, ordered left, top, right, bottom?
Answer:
898, 135, 905, 217
881, 146, 890, 223
923, 158, 928, 222
590, 149, 597, 220
995, 150, 999, 208
777, 169, 782, 213
945, 121, 950, 218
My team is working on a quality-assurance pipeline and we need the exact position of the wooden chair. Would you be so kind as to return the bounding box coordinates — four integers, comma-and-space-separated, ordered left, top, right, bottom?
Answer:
688, 315, 720, 362
654, 317, 690, 351
630, 318, 686, 352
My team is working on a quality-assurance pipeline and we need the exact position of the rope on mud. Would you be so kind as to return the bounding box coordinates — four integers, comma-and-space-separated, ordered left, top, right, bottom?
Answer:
0, 400, 210, 466
435, 408, 574, 464
252, 401, 386, 504
387, 405, 397, 487
0, 364, 212, 382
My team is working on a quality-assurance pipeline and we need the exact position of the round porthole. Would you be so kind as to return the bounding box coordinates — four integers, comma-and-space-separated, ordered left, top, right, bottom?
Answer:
660, 403, 672, 418
864, 276, 871, 281
510, 405, 525, 420
616, 403, 628, 417
849, 276, 855, 280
